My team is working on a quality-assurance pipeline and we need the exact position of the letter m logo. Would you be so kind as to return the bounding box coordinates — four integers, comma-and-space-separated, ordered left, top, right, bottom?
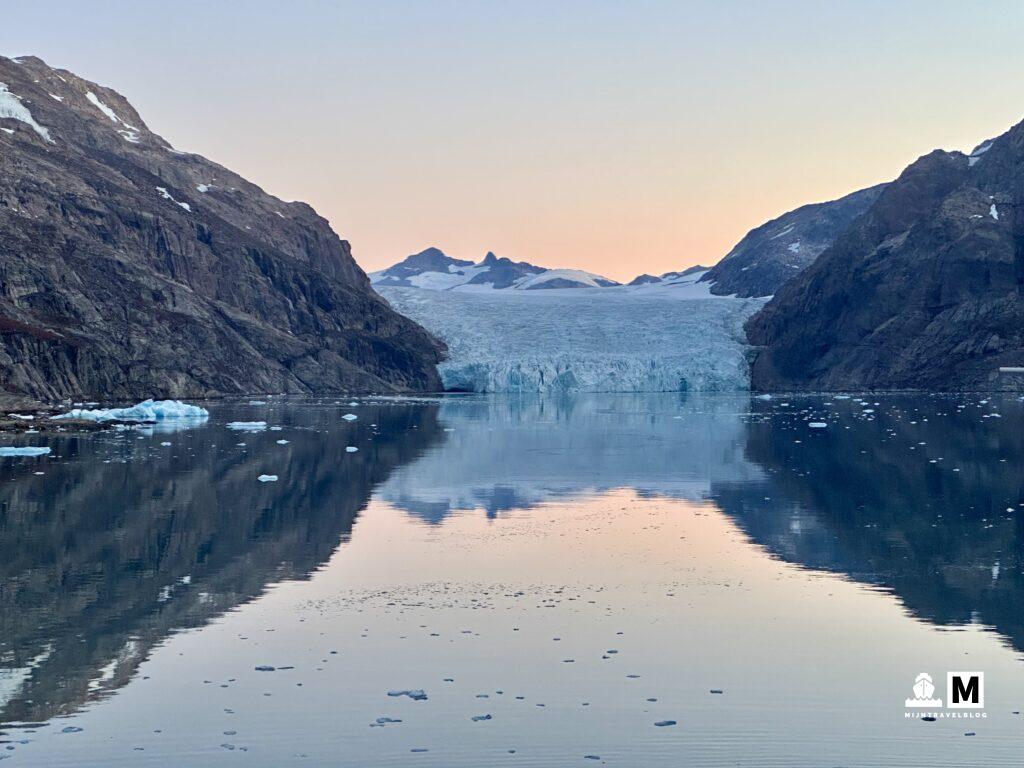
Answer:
947, 672, 984, 709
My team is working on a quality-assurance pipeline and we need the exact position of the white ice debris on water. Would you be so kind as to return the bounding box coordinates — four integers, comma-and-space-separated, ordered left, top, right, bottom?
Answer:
990, 203, 999, 221
346, 446, 358, 453
0, 446, 51, 457
196, 184, 212, 193
342, 413, 358, 421
807, 422, 828, 428
0, 82, 53, 142
155, 187, 191, 212
227, 421, 267, 431
787, 242, 801, 253
54, 399, 209, 423
377, 284, 766, 393
257, 474, 278, 482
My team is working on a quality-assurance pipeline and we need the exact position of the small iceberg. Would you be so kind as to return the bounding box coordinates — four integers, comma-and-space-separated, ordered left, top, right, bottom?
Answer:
342, 413, 358, 421
387, 689, 427, 701
54, 399, 209, 423
345, 446, 358, 453
807, 422, 828, 428
0, 446, 51, 457
227, 421, 267, 431
257, 474, 278, 483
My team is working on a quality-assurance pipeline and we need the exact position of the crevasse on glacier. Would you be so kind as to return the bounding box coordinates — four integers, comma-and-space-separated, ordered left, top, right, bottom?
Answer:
378, 284, 766, 393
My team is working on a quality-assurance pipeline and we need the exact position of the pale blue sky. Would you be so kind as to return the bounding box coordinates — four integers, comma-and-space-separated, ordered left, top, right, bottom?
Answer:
5, 1, 1022, 279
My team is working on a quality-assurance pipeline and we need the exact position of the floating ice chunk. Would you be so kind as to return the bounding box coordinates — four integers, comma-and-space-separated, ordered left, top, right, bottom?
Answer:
807, 422, 827, 428
0, 82, 53, 142
227, 421, 267, 431
248, 400, 267, 406
9, 413, 34, 420
54, 399, 209, 423
0, 446, 51, 456
990, 204, 999, 221
342, 413, 358, 421
387, 689, 427, 701
346, 446, 358, 453
257, 474, 278, 483
196, 184, 212, 193
276, 439, 289, 445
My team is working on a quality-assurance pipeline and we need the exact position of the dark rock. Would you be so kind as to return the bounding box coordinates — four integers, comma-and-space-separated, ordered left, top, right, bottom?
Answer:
627, 274, 661, 286
748, 123, 1024, 391
0, 55, 444, 400
701, 185, 886, 298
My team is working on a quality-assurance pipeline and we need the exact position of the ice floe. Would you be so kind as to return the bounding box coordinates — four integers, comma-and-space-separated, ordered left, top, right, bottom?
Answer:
0, 446, 51, 457
54, 399, 209, 423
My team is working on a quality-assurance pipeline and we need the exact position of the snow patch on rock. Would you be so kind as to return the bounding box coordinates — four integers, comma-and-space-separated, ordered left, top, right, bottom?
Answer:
0, 82, 53, 142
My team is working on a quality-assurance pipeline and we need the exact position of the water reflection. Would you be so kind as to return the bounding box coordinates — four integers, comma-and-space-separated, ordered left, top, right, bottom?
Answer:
5, 391, 1024, 755
711, 394, 1024, 655
379, 393, 1024, 655
375, 393, 762, 520
0, 401, 441, 728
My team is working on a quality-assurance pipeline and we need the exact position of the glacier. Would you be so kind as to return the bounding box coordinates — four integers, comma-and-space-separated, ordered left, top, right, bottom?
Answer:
378, 278, 766, 393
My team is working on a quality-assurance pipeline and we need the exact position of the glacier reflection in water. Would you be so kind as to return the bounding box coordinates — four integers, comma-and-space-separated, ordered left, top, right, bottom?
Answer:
2, 393, 1024, 767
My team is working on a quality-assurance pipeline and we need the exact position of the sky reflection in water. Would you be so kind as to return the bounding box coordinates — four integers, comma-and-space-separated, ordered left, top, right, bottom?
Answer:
1, 393, 1023, 766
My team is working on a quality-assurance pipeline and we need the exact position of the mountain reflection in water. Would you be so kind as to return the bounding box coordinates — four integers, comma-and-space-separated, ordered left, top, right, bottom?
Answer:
3, 392, 1024, 745
0, 400, 441, 727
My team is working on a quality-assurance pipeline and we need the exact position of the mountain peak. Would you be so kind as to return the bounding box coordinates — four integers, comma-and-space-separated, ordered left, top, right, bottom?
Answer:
0, 55, 444, 398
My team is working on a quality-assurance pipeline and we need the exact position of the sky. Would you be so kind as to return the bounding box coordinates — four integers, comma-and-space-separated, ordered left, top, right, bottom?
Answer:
5, 1, 1024, 281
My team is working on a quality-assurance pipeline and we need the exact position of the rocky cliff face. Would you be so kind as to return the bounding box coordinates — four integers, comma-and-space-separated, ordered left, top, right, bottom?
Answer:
0, 55, 443, 400
747, 125, 1024, 391
700, 184, 886, 298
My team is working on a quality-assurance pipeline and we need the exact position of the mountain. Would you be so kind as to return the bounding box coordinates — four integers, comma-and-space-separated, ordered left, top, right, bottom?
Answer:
747, 123, 1024, 391
629, 264, 709, 287
698, 184, 887, 298
370, 247, 619, 290
0, 55, 443, 401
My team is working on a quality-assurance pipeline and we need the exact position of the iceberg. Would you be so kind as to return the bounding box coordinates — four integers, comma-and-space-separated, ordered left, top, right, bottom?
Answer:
0, 446, 51, 457
53, 399, 209, 423
227, 421, 267, 431
378, 285, 766, 393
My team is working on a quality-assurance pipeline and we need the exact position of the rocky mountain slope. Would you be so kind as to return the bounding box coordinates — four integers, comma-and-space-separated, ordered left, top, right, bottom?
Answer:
371, 247, 618, 290
0, 55, 443, 401
747, 124, 1024, 391
699, 184, 887, 297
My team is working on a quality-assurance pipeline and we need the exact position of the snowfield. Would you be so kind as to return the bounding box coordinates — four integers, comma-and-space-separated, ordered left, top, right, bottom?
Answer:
378, 274, 766, 392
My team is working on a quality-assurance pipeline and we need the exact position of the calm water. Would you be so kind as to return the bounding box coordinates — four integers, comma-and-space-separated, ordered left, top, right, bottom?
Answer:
1, 393, 1023, 766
